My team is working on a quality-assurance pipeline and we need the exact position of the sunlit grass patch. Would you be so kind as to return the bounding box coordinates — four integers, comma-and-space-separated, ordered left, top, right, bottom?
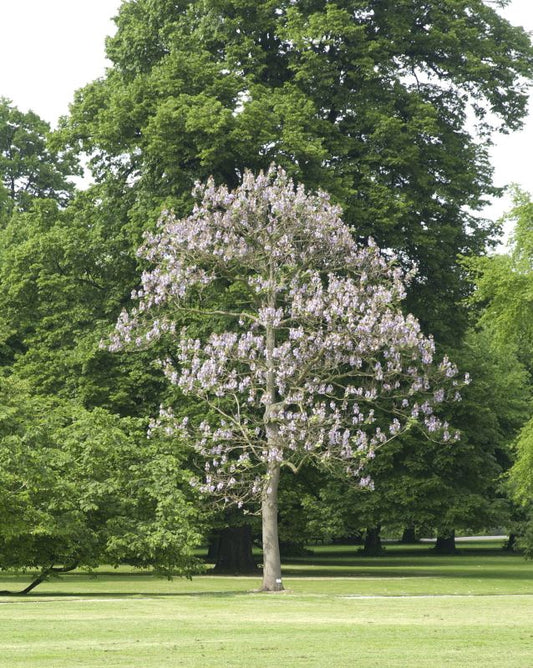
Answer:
0, 540, 531, 667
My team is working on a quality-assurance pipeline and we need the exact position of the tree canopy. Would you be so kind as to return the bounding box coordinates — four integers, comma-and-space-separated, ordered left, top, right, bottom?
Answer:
467, 189, 533, 555
1, 0, 532, 584
0, 189, 166, 415
0, 99, 78, 219
62, 0, 533, 342
468, 188, 533, 364
0, 375, 203, 593
109, 167, 465, 589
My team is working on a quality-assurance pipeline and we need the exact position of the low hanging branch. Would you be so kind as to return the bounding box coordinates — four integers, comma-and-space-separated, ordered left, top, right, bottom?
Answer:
0, 563, 78, 596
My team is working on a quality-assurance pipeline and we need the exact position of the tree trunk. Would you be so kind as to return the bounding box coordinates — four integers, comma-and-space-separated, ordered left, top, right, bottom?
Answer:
434, 529, 456, 554
207, 532, 219, 562
401, 525, 418, 544
362, 526, 383, 555
212, 525, 258, 573
503, 533, 517, 552
261, 461, 283, 591
261, 298, 283, 592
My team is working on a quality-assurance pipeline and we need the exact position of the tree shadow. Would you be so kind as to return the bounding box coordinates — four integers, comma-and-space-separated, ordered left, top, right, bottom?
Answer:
0, 589, 255, 600
280, 544, 531, 580
1, 542, 528, 597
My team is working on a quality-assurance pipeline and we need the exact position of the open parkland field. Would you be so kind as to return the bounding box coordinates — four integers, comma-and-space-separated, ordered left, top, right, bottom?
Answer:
0, 539, 531, 667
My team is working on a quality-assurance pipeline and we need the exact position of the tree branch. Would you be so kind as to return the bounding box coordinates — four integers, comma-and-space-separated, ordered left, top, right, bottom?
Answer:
0, 562, 78, 596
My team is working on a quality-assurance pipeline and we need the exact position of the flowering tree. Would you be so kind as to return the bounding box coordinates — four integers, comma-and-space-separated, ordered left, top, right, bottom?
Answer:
110, 166, 463, 591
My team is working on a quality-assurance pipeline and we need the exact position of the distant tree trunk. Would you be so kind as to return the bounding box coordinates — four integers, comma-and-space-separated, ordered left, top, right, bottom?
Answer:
401, 525, 418, 544
207, 533, 219, 562
503, 533, 517, 552
362, 526, 383, 555
435, 529, 456, 554
211, 525, 258, 573
279, 541, 308, 557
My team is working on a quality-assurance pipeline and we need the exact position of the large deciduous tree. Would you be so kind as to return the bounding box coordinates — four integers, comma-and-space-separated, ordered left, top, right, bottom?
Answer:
110, 167, 463, 590
54, 0, 533, 562
0, 99, 78, 218
0, 374, 203, 594
467, 189, 533, 555
62, 0, 533, 342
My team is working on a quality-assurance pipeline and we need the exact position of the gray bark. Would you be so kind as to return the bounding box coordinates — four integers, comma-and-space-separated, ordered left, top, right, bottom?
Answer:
260, 295, 284, 592
261, 460, 283, 591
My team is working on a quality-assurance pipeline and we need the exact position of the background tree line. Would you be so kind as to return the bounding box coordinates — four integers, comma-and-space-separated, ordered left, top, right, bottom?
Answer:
0, 0, 532, 583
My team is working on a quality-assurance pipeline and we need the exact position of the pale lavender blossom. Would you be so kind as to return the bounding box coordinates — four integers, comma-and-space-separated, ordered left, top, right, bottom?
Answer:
108, 165, 465, 506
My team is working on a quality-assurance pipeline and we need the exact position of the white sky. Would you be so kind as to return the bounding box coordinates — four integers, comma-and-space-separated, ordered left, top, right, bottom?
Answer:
488, 0, 533, 229
0, 0, 121, 122
0, 0, 532, 231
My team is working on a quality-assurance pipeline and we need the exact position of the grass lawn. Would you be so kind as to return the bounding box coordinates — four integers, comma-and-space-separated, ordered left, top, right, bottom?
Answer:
0, 540, 531, 667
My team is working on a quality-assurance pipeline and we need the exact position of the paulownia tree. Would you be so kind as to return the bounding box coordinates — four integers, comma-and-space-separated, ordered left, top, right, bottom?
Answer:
110, 167, 464, 590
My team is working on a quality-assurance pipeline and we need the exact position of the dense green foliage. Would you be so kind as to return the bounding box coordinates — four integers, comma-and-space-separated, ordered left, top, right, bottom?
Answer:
0, 99, 77, 219
61, 0, 533, 341
0, 103, 204, 578
469, 188, 533, 365
1, 0, 533, 574
0, 374, 203, 580
0, 190, 166, 415
467, 189, 533, 555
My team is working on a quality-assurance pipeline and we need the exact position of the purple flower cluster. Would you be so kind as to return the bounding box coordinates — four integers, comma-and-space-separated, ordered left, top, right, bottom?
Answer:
109, 166, 464, 504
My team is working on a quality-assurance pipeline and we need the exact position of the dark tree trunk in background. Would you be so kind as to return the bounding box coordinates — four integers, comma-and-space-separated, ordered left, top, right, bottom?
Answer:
503, 533, 517, 552
362, 526, 383, 555
212, 525, 258, 574
434, 530, 457, 554
207, 533, 219, 562
401, 526, 418, 544
279, 541, 309, 557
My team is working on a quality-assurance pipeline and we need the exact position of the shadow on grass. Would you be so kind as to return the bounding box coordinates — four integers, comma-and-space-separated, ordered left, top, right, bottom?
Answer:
282, 566, 533, 580
279, 543, 531, 580
1, 542, 529, 597
0, 590, 254, 600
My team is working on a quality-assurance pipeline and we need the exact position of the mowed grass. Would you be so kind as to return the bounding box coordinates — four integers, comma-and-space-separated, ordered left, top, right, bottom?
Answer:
0, 541, 531, 667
